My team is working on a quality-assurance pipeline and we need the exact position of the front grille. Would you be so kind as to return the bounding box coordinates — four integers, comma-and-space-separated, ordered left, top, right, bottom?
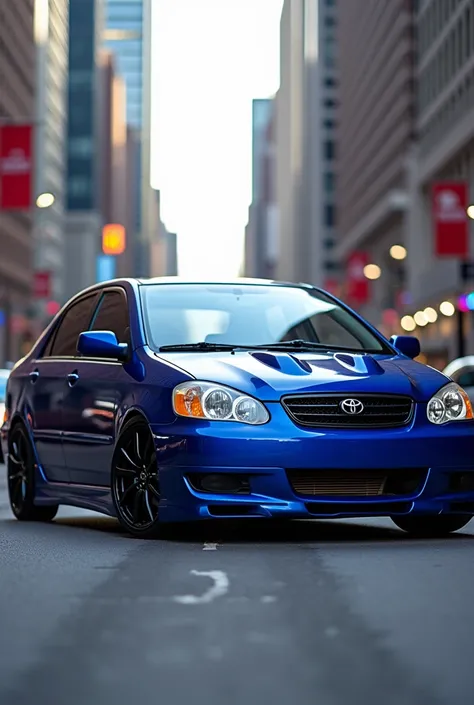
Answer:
287, 469, 427, 497
282, 393, 414, 428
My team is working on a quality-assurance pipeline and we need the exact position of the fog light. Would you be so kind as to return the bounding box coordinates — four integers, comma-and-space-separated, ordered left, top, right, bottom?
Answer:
190, 473, 250, 494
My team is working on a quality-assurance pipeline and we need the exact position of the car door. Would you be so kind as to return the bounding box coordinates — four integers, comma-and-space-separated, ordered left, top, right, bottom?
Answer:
27, 292, 99, 482
62, 287, 134, 486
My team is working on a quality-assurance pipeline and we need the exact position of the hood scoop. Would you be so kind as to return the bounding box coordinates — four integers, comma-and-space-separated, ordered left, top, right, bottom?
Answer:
250, 352, 312, 375
333, 352, 384, 376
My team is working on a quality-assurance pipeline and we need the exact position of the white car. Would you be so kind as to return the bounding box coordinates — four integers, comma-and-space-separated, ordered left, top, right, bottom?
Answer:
443, 357, 474, 403
0, 369, 10, 463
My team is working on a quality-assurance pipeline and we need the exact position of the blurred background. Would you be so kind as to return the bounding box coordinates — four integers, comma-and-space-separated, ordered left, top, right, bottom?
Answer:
0, 0, 473, 372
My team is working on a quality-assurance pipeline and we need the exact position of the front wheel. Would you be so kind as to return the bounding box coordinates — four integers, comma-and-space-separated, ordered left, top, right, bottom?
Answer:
391, 514, 472, 537
111, 417, 161, 539
8, 423, 58, 522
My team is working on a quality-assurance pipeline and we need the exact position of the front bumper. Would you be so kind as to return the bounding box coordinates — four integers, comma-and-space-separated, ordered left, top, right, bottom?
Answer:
151, 404, 474, 523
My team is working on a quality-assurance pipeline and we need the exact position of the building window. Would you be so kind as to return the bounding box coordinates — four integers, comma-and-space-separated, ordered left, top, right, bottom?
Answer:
68, 137, 93, 157
324, 140, 335, 160
323, 119, 336, 129
324, 172, 335, 192
324, 77, 336, 88
324, 98, 337, 108
324, 204, 335, 227
68, 177, 91, 197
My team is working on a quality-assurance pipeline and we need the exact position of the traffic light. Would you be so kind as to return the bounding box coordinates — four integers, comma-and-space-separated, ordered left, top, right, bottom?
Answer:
102, 223, 126, 255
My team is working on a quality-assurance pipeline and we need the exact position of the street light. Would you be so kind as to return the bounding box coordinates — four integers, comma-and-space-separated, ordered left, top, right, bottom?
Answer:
390, 244, 407, 260
439, 301, 455, 316
36, 192, 55, 209
467, 205, 474, 219
414, 310, 428, 326
363, 263, 381, 280
424, 307, 438, 323
400, 315, 416, 332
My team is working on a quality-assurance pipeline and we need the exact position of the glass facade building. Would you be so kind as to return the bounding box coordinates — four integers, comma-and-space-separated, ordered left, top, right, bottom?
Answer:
67, 0, 99, 212
103, 0, 152, 273
103, 0, 144, 128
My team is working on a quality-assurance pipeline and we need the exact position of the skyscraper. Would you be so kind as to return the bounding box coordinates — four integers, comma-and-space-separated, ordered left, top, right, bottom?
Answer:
0, 0, 36, 362
103, 0, 153, 277
65, 0, 103, 300
34, 0, 69, 316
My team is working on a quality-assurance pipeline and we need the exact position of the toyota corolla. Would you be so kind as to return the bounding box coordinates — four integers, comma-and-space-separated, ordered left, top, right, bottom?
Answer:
2, 278, 473, 538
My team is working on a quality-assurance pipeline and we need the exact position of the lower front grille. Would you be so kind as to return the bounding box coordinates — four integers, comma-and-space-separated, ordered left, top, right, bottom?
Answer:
287, 469, 427, 497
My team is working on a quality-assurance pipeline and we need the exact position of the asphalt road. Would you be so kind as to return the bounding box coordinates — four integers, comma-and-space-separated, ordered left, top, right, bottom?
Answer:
1, 464, 474, 705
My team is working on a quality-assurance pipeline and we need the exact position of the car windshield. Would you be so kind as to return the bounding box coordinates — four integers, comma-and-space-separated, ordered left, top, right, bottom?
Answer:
140, 283, 388, 353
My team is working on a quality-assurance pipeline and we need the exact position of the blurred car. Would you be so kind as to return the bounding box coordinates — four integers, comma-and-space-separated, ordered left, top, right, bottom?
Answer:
0, 369, 10, 463
443, 357, 474, 403
2, 278, 474, 539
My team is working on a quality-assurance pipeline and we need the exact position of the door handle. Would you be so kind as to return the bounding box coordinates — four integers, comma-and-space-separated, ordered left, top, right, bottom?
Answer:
29, 369, 39, 383
67, 372, 79, 387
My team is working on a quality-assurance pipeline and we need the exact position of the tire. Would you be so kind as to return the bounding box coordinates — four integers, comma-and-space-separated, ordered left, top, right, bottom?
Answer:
391, 514, 472, 537
7, 423, 59, 522
111, 416, 161, 539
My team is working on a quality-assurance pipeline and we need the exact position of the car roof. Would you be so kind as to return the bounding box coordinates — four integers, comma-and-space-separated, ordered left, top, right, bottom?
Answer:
136, 276, 315, 289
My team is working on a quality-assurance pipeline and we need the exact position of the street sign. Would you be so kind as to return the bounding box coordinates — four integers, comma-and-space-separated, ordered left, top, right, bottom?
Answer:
33, 271, 51, 298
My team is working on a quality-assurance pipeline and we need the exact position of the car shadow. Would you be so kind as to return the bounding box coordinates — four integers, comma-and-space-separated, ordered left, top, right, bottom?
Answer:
35, 515, 474, 544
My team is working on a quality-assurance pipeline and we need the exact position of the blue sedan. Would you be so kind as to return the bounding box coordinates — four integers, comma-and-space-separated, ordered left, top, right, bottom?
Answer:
2, 278, 474, 538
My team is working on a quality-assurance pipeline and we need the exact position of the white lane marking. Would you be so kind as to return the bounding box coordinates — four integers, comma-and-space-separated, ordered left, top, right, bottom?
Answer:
173, 570, 229, 604
260, 595, 277, 603
203, 542, 219, 550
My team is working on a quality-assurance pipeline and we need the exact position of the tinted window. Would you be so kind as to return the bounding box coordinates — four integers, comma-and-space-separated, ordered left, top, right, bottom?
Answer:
49, 295, 98, 357
140, 284, 387, 353
90, 290, 130, 344
456, 369, 474, 387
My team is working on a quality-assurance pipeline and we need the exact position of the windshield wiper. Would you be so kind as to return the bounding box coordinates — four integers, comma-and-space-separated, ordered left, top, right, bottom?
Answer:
253, 340, 363, 352
158, 339, 368, 353
158, 342, 241, 352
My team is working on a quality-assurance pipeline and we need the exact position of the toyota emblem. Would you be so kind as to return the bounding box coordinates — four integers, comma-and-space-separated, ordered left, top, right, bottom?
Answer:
340, 398, 364, 415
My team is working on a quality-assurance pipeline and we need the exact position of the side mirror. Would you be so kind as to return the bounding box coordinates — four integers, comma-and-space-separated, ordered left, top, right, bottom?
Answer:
77, 330, 129, 361
390, 335, 421, 359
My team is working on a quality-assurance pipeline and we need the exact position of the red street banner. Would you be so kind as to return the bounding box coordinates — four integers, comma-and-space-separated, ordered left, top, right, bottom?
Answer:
432, 181, 469, 257
346, 251, 369, 304
0, 124, 34, 210
33, 271, 51, 299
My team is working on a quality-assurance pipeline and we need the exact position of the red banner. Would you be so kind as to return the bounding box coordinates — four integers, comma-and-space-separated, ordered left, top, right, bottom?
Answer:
33, 271, 51, 299
346, 251, 369, 304
0, 124, 34, 210
432, 181, 469, 257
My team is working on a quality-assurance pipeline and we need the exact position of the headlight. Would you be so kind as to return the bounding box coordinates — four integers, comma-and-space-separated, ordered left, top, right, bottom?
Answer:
172, 381, 269, 425
427, 382, 473, 425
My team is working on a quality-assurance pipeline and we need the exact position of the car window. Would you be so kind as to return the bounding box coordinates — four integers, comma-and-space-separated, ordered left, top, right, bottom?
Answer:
455, 368, 474, 388
47, 294, 98, 357
90, 289, 130, 345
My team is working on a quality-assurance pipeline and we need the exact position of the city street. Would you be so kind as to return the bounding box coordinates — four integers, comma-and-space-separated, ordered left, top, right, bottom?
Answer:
0, 463, 473, 705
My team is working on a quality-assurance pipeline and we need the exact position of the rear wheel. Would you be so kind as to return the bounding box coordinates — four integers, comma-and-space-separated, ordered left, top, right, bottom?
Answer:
111, 417, 161, 539
8, 423, 58, 522
391, 514, 472, 537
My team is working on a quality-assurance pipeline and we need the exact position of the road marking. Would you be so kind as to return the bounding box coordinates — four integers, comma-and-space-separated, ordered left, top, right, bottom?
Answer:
261, 595, 277, 603
203, 542, 219, 550
173, 570, 229, 604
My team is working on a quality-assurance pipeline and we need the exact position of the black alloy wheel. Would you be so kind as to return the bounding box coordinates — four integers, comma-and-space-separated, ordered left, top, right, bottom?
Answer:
111, 417, 161, 538
7, 423, 58, 522
391, 514, 472, 537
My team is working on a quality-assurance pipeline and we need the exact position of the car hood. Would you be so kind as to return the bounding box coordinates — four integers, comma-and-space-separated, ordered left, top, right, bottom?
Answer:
158, 350, 450, 402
